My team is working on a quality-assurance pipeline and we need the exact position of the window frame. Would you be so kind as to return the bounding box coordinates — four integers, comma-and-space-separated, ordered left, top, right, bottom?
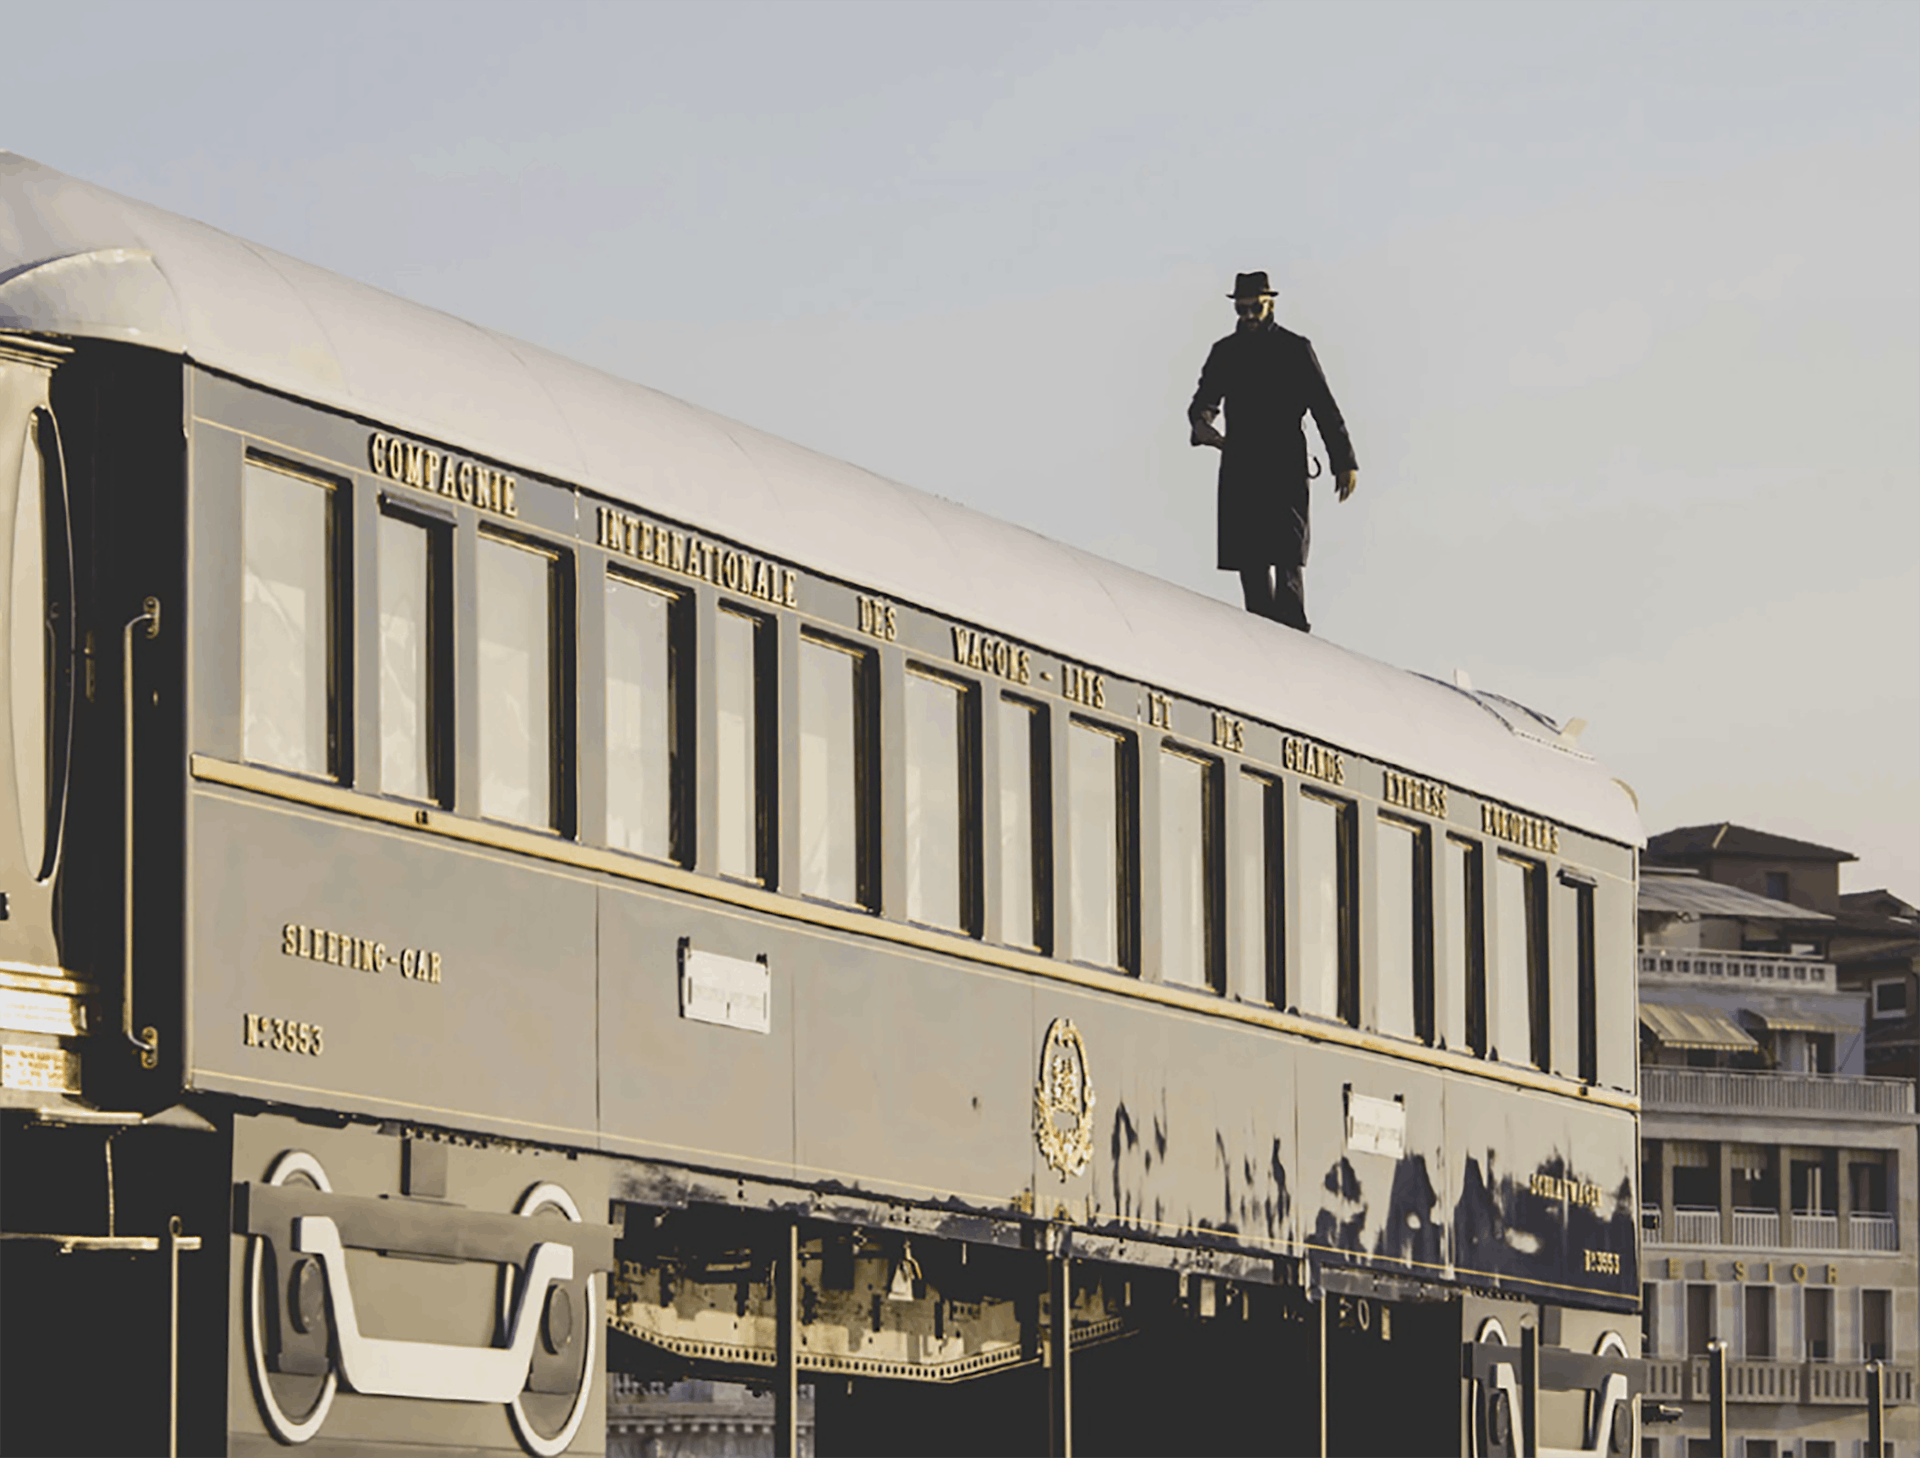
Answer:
1297, 787, 1359, 1026
796, 630, 879, 911
1376, 811, 1435, 1043
902, 661, 981, 936
1158, 742, 1224, 994
604, 566, 693, 866
1494, 850, 1550, 1069
240, 453, 349, 784
375, 499, 453, 807
1066, 715, 1139, 974
995, 693, 1052, 954
473, 526, 573, 835
1447, 835, 1489, 1057
713, 601, 777, 885
1240, 769, 1285, 1009
1561, 868, 1599, 1082
1870, 977, 1909, 1020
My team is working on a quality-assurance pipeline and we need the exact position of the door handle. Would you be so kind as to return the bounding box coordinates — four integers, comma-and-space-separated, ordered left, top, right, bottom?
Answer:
122, 595, 159, 1068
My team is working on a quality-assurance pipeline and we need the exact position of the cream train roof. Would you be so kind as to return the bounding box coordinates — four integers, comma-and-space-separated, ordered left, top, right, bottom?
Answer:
0, 152, 1641, 847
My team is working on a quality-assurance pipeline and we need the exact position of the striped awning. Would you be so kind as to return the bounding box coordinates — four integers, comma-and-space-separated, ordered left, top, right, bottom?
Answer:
1746, 1007, 1860, 1036
1639, 1004, 1759, 1051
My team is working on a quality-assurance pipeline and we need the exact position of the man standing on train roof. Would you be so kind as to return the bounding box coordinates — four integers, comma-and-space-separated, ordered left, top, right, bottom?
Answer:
1188, 270, 1358, 633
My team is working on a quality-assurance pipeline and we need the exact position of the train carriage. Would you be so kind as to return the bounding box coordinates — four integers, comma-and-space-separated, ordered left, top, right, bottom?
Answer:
0, 151, 1643, 1456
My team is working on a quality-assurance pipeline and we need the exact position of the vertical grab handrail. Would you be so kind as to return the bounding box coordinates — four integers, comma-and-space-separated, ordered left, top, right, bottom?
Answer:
123, 595, 160, 1068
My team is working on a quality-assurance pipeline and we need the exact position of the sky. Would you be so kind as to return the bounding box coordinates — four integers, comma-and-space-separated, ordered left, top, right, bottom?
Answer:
7, 0, 1918, 900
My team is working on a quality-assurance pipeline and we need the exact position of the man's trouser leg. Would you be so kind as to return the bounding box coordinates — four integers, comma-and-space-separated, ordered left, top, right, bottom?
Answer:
1240, 567, 1277, 617
1274, 503, 1311, 632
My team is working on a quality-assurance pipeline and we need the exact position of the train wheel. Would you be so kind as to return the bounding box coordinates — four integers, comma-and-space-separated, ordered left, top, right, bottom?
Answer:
245, 1151, 339, 1444
501, 1181, 597, 1457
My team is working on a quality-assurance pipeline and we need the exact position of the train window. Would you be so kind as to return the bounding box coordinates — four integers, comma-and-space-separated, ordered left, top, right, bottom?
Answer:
1067, 718, 1136, 971
11, 415, 47, 873
1376, 815, 1433, 1042
1493, 853, 1549, 1067
377, 511, 448, 803
1296, 790, 1357, 1024
1563, 872, 1598, 1082
606, 573, 688, 863
476, 532, 563, 829
241, 460, 339, 779
997, 696, 1049, 951
904, 666, 976, 933
714, 606, 771, 882
1159, 747, 1221, 991
1443, 836, 1487, 1054
798, 634, 875, 908
1236, 771, 1284, 1006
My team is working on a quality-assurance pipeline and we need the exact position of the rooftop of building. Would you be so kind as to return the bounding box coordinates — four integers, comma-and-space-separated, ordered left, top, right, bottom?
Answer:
1646, 823, 1857, 863
1639, 866, 1832, 923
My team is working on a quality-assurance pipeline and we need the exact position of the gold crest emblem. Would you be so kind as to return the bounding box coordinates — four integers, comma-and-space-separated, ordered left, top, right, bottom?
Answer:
1033, 1018, 1096, 1179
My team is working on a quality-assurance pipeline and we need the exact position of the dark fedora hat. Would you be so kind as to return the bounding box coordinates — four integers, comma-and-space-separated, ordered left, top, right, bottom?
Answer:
1228, 271, 1277, 299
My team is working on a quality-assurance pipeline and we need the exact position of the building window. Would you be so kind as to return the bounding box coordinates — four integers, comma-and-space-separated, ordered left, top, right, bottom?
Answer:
1684, 1284, 1716, 1356
1862, 1289, 1891, 1361
1067, 719, 1136, 971
903, 667, 975, 933
1741, 1442, 1775, 1458
996, 696, 1049, 950
1444, 836, 1487, 1054
1849, 1153, 1890, 1215
1375, 816, 1432, 1041
477, 533, 564, 829
1238, 772, 1284, 1006
1800, 1443, 1832, 1458
1494, 853, 1548, 1067
714, 606, 771, 882
798, 635, 875, 908
1765, 870, 1790, 901
1804, 1285, 1832, 1361
1642, 1283, 1658, 1355
242, 460, 340, 778
1159, 748, 1222, 991
1744, 1286, 1773, 1359
1297, 791, 1358, 1024
376, 510, 447, 803
1564, 873, 1598, 1082
605, 572, 687, 863
1872, 978, 1909, 1019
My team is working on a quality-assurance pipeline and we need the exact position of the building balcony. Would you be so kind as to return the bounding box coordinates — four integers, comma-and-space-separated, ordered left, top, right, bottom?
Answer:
1642, 1358, 1917, 1406
1641, 1206, 1900, 1251
1640, 947, 1836, 988
1641, 1065, 1915, 1119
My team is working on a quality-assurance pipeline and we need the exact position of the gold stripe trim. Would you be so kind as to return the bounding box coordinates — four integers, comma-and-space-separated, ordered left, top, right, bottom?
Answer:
190, 754, 1638, 1113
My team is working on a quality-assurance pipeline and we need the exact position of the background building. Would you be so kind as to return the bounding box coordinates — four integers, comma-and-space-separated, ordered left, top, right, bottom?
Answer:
1637, 856, 1917, 1458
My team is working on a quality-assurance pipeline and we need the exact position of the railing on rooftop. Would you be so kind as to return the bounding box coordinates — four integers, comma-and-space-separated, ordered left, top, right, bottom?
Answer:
1642, 1359, 1917, 1406
1642, 1206, 1899, 1252
1639, 947, 1834, 987
1642, 1066, 1914, 1117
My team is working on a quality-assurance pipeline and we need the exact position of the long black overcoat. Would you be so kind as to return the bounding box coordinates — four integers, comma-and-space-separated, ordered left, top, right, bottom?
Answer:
1188, 321, 1357, 570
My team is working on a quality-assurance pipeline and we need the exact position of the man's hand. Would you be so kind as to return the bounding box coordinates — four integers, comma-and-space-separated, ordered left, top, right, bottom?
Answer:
1336, 469, 1358, 502
1190, 421, 1226, 450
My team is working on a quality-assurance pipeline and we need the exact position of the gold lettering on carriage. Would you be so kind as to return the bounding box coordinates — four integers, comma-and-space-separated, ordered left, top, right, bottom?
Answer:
595, 506, 798, 608
1481, 804, 1561, 854
1383, 769, 1447, 818
1283, 736, 1344, 786
368, 433, 518, 518
281, 923, 442, 983
1528, 1172, 1603, 1212
951, 627, 1032, 685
